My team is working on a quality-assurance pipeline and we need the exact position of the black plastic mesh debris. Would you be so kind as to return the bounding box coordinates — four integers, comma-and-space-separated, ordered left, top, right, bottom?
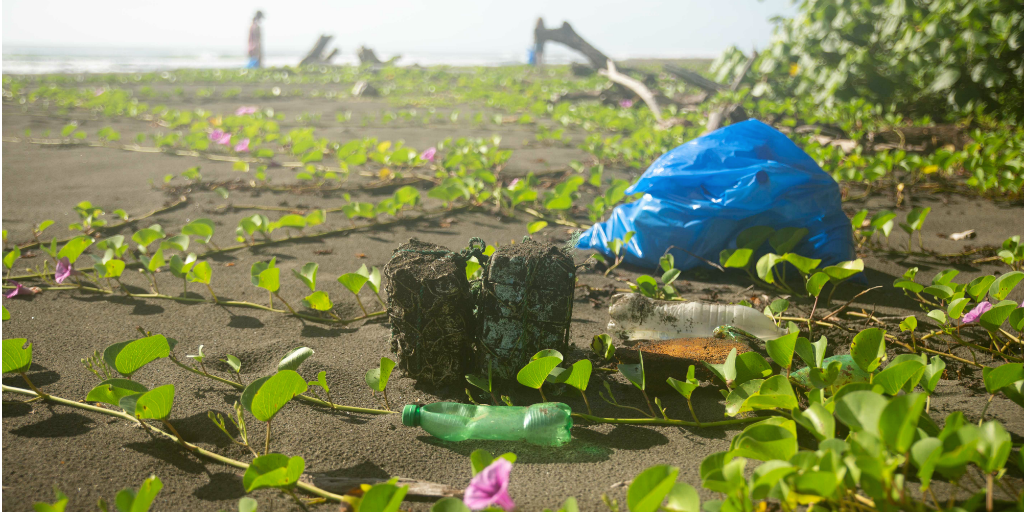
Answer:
477, 239, 577, 379
384, 239, 475, 386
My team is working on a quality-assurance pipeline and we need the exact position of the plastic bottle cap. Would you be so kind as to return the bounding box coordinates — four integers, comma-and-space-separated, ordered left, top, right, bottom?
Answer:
401, 404, 421, 427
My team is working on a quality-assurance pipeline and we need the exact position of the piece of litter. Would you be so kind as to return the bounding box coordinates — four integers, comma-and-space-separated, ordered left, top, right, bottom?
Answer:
948, 230, 975, 241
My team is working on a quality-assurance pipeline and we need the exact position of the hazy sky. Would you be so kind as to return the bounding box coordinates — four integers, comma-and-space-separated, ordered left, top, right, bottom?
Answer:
3, 0, 796, 58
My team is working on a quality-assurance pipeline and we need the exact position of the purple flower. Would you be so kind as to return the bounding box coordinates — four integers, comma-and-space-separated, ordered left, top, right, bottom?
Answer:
235, 106, 258, 115
55, 257, 81, 284
5, 281, 39, 298
420, 147, 437, 162
962, 301, 992, 324
464, 458, 514, 511
209, 129, 233, 146
233, 138, 250, 153
507, 178, 520, 190
619, 99, 634, 108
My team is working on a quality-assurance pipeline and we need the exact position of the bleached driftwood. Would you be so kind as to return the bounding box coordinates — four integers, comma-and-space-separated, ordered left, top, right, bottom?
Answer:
358, 46, 401, 66
664, 65, 725, 94
299, 35, 339, 66
599, 60, 662, 122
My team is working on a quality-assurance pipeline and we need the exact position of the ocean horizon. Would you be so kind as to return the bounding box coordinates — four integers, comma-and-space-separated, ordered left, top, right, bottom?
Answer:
1, 45, 714, 75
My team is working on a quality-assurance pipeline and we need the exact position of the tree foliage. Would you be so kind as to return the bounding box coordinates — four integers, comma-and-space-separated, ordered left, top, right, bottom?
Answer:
715, 0, 1024, 119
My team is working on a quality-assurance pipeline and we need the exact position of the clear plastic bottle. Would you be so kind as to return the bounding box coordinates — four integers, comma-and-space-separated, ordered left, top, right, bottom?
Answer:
608, 293, 786, 341
402, 402, 573, 446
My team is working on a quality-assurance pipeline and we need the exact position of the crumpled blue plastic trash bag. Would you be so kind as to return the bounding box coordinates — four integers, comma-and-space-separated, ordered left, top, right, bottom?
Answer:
578, 119, 855, 271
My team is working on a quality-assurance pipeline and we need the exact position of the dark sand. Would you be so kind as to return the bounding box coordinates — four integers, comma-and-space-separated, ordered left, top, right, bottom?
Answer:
3, 78, 1023, 511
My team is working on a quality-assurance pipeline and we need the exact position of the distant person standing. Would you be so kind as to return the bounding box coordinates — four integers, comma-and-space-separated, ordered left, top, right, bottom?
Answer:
246, 11, 264, 68
532, 18, 545, 67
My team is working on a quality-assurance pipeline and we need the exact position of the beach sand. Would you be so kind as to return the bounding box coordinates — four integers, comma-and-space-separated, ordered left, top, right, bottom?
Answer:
3, 75, 1023, 510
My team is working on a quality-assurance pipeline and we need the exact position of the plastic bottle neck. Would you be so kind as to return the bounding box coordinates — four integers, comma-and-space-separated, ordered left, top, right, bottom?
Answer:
401, 404, 422, 427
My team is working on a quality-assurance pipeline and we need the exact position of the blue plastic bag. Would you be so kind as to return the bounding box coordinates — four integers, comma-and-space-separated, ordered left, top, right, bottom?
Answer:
578, 119, 855, 271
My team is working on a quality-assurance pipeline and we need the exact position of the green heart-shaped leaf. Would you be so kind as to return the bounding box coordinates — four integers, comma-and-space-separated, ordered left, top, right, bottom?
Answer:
792, 402, 835, 441
120, 384, 175, 420
86, 379, 148, 407
874, 361, 925, 395
303, 291, 333, 311
850, 328, 886, 373
729, 423, 798, 462
103, 334, 171, 378
2, 338, 32, 374
243, 453, 305, 491
278, 347, 314, 372
834, 390, 888, 436
619, 351, 646, 391
517, 356, 561, 390
338, 273, 368, 295
365, 357, 396, 392
241, 370, 308, 422
988, 271, 1023, 302
187, 260, 212, 284
979, 300, 1019, 333
982, 363, 1024, 394
627, 464, 679, 512
563, 360, 592, 392
765, 332, 797, 370
292, 262, 319, 292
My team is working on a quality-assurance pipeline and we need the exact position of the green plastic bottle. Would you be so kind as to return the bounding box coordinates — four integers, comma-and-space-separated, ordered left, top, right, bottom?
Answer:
402, 402, 573, 447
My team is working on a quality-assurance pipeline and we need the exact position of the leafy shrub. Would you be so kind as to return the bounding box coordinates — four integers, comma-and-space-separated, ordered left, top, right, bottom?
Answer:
718, 0, 1024, 119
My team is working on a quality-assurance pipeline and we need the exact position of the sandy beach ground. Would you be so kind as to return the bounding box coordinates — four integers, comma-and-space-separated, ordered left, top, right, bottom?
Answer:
3, 75, 1023, 510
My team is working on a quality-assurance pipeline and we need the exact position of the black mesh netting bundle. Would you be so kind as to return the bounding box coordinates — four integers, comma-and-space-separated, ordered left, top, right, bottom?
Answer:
477, 239, 577, 380
383, 239, 477, 386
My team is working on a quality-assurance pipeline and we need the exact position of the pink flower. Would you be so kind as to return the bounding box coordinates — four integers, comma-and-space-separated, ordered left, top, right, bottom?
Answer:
235, 106, 258, 115
209, 129, 232, 145
420, 147, 437, 162
619, 99, 634, 108
962, 301, 992, 324
507, 178, 520, 190
55, 257, 81, 284
233, 138, 250, 153
463, 458, 514, 511
5, 281, 39, 298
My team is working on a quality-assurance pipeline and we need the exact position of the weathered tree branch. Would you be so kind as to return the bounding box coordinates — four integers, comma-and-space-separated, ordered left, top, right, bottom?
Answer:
664, 65, 725, 94
358, 46, 401, 66
299, 35, 338, 66
535, 20, 611, 70
600, 60, 662, 122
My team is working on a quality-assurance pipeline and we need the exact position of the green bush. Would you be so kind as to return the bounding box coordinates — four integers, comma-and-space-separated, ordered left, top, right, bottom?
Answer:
716, 0, 1024, 120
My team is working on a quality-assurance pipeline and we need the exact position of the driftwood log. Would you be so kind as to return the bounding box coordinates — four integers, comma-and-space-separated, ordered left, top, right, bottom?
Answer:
533, 18, 653, 79
600, 60, 663, 122
664, 65, 725, 94
298, 35, 339, 66
534, 19, 611, 71
358, 46, 401, 66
